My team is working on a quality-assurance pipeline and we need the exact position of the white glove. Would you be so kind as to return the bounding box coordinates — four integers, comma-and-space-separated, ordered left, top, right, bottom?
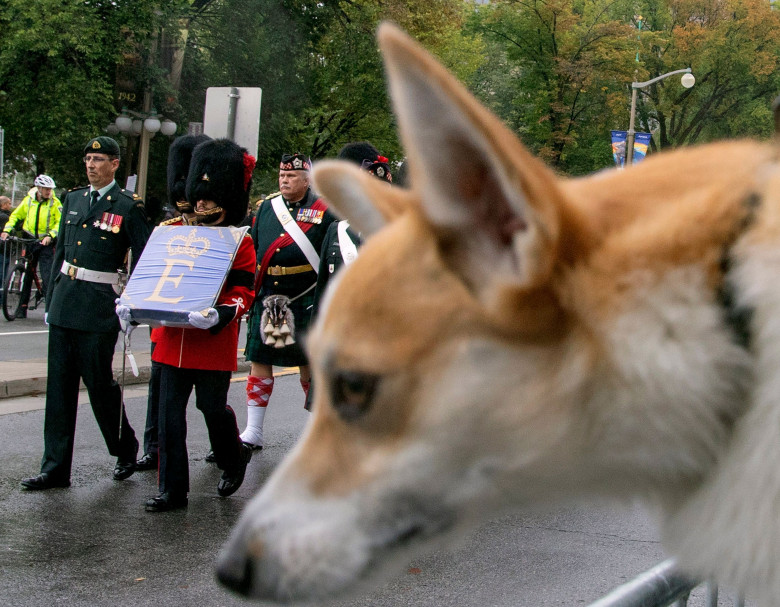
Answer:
44, 312, 49, 325
188, 308, 219, 329
115, 303, 133, 323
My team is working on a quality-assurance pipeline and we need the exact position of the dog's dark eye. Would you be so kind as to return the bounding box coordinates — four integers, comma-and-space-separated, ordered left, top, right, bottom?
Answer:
330, 371, 379, 421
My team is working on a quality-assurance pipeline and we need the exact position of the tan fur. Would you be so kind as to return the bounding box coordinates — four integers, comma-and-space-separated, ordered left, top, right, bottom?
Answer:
216, 24, 780, 604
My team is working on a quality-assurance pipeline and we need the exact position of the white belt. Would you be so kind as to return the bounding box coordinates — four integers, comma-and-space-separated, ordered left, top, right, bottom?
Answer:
61, 261, 120, 285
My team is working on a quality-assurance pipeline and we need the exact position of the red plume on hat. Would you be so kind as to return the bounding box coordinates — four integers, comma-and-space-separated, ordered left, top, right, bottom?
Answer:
243, 153, 256, 191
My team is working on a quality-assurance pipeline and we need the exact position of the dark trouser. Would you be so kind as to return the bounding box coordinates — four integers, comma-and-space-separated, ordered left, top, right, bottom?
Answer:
143, 343, 161, 457
158, 364, 242, 497
41, 324, 138, 481
20, 242, 53, 309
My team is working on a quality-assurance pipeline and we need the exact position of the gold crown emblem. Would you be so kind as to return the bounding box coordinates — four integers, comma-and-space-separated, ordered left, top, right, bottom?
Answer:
92, 141, 101, 149
166, 229, 211, 257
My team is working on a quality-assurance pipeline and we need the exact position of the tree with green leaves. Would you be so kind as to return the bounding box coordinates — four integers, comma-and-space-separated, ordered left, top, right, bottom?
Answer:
632, 0, 780, 151
468, 0, 780, 174
0, 0, 189, 189
181, 0, 481, 192
467, 0, 639, 173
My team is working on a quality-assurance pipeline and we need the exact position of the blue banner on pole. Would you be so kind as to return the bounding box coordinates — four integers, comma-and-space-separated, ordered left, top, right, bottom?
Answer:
633, 132, 652, 164
611, 130, 627, 168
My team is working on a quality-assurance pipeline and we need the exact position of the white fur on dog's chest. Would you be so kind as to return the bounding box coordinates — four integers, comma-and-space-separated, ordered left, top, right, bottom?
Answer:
582, 264, 752, 498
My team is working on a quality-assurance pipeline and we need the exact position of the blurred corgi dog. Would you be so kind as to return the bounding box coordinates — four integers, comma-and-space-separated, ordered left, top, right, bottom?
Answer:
217, 23, 780, 604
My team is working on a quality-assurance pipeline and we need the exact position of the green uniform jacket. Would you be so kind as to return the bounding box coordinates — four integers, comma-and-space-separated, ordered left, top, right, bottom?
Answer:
251, 188, 338, 299
47, 183, 151, 333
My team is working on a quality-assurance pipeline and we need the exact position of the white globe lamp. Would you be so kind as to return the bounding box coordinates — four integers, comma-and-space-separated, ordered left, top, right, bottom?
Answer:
160, 119, 178, 136
144, 114, 161, 133
115, 114, 133, 133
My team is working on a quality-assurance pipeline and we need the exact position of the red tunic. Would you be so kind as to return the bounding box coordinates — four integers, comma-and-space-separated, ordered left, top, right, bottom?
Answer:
152, 234, 255, 371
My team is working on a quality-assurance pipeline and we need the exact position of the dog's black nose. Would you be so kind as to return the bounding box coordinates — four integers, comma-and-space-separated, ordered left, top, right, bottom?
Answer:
215, 549, 254, 596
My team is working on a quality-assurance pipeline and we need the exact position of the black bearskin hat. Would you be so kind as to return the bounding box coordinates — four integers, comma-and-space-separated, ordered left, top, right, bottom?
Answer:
167, 134, 211, 206
186, 138, 256, 227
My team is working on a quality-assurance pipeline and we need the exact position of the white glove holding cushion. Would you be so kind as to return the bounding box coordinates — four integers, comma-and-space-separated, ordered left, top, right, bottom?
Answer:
188, 308, 219, 329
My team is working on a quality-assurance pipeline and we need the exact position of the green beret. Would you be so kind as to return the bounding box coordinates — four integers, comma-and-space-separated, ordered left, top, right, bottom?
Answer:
84, 136, 120, 157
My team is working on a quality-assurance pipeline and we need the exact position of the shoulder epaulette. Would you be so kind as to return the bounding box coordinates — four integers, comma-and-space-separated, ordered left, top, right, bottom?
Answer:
264, 191, 281, 201
117, 188, 142, 201
68, 185, 89, 193
159, 217, 182, 226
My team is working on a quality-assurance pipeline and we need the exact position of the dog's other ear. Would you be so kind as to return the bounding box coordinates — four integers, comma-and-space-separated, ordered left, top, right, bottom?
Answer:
313, 161, 409, 236
378, 23, 566, 295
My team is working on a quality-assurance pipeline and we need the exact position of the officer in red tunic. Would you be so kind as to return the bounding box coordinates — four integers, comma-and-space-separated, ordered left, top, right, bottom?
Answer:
125, 138, 257, 512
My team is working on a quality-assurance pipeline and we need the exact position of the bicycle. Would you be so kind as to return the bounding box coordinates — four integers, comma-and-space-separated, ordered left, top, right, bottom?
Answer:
2, 236, 45, 321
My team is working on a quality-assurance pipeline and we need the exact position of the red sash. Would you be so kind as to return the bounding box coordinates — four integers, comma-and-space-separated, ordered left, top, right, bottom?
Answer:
255, 198, 327, 294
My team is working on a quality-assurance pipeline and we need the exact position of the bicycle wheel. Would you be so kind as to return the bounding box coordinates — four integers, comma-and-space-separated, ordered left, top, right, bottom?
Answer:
3, 263, 26, 321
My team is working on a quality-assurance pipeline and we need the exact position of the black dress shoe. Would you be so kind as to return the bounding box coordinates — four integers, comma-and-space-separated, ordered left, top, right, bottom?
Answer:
113, 459, 136, 481
242, 441, 263, 452
21, 473, 70, 490
136, 453, 158, 471
145, 492, 188, 513
217, 443, 252, 497
204, 449, 216, 463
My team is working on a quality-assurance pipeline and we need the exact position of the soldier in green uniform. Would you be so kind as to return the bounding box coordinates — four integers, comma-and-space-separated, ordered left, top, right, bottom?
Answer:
240, 153, 337, 449
21, 136, 152, 490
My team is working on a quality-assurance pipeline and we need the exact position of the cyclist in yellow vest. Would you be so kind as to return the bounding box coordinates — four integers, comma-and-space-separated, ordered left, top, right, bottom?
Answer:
1, 175, 62, 318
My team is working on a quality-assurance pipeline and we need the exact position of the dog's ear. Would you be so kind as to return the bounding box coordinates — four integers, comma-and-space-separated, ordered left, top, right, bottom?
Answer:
313, 161, 409, 236
378, 23, 565, 295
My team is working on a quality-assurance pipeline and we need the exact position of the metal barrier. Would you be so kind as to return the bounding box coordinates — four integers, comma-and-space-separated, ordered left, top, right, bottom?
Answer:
587, 559, 745, 607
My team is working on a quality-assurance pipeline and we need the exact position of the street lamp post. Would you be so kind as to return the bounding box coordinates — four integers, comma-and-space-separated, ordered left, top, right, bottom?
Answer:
627, 68, 695, 165
108, 105, 177, 199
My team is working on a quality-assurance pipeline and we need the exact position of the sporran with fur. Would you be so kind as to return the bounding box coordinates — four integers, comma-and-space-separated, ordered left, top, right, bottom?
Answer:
260, 294, 295, 349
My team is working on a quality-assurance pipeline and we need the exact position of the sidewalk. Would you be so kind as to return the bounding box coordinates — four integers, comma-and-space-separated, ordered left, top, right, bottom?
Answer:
0, 349, 251, 399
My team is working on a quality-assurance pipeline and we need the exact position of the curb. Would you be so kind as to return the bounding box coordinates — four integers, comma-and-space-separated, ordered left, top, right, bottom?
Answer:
0, 359, 252, 400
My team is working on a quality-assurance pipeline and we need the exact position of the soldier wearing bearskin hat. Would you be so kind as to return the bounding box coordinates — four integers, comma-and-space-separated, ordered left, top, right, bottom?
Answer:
135, 134, 213, 473
134, 138, 257, 512
239, 153, 338, 450
164, 133, 212, 225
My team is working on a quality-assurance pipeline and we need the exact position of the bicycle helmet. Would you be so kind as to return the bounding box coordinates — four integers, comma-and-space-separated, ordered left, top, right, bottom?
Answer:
33, 174, 56, 189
